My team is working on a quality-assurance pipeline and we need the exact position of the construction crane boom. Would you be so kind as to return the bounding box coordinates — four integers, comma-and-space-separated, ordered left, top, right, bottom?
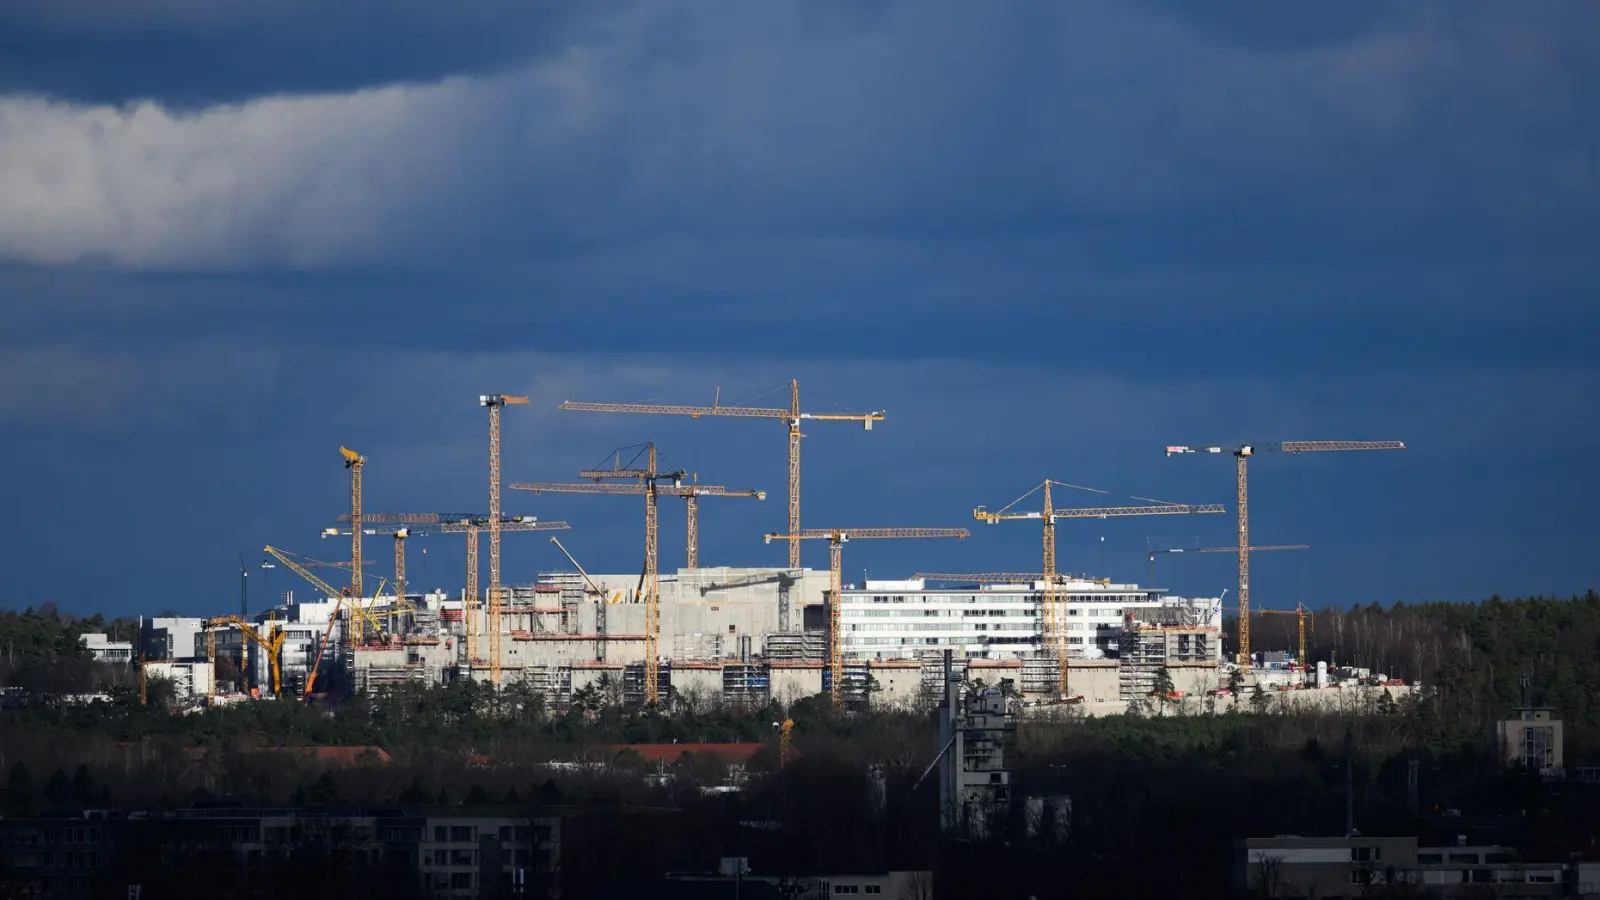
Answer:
268, 544, 390, 641
763, 526, 969, 706
559, 380, 883, 568
513, 472, 764, 569
222, 617, 287, 697
1165, 440, 1404, 672
1145, 543, 1309, 586
974, 480, 1225, 699
303, 588, 350, 698
548, 537, 605, 597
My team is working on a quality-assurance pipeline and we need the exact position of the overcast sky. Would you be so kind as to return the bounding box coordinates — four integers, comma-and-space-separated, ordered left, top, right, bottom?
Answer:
1, 1, 1595, 617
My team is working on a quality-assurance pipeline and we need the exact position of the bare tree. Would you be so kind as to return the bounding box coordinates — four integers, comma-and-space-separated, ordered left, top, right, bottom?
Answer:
1251, 852, 1285, 898
898, 871, 935, 900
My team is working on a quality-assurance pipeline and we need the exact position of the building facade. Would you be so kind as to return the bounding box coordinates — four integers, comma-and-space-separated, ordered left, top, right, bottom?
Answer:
1238, 835, 1569, 898
79, 633, 133, 664
0, 806, 560, 899
1497, 708, 1565, 778
139, 616, 205, 661
839, 578, 1213, 662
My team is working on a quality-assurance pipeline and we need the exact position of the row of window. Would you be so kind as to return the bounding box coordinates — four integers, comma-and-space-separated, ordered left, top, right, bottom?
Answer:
831, 885, 883, 895
1, 827, 106, 845
4, 850, 102, 868
860, 593, 1148, 608
845, 608, 1036, 617
846, 623, 1038, 632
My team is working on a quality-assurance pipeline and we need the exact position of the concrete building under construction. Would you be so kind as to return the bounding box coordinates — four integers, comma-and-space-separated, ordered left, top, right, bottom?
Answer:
238, 567, 1230, 709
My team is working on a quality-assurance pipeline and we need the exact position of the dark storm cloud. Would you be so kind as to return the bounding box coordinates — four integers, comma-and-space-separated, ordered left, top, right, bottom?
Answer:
0, 1, 634, 105
0, 1, 1596, 614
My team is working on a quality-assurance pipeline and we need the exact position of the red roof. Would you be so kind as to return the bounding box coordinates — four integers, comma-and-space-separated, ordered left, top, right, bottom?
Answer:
600, 743, 765, 764
172, 745, 391, 766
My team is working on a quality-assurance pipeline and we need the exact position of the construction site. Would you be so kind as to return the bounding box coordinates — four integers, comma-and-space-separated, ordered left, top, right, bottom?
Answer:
119, 386, 1412, 714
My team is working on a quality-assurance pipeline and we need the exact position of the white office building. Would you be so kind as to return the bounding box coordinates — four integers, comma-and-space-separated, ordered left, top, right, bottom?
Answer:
840, 578, 1215, 662
139, 616, 206, 661
79, 633, 134, 664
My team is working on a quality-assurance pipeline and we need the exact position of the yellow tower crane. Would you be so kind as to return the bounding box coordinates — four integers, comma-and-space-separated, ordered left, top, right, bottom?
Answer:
339, 446, 368, 642
974, 480, 1226, 699
479, 394, 529, 687
1257, 604, 1313, 677
558, 381, 884, 569
267, 545, 389, 640
514, 444, 683, 704
762, 527, 970, 707
1164, 440, 1405, 673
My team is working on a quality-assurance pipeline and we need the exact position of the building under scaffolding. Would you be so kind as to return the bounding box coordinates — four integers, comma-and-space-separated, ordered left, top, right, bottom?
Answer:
1116, 599, 1222, 700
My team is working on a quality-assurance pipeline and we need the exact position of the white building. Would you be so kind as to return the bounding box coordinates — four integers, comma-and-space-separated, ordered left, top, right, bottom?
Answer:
79, 633, 133, 664
840, 578, 1222, 662
144, 660, 215, 700
139, 616, 205, 661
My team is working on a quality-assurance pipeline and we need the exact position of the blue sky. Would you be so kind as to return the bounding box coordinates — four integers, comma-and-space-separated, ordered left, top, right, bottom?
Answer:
1, 1, 1595, 617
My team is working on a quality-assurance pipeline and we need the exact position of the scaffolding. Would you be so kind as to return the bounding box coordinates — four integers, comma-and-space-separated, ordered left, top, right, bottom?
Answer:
722, 664, 771, 709
1118, 617, 1216, 700
765, 631, 826, 664
1020, 657, 1060, 697
623, 663, 672, 705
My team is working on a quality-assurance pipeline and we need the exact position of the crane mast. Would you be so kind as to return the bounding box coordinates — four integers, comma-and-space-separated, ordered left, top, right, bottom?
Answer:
480, 394, 529, 688
764, 527, 969, 707
340, 446, 367, 643
1165, 440, 1404, 672
558, 380, 883, 569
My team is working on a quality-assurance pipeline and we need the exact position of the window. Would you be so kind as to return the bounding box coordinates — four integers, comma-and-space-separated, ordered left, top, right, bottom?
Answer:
451, 849, 474, 866
1418, 854, 1442, 864
834, 887, 860, 895
434, 826, 448, 843
1353, 847, 1381, 862
865, 887, 882, 895
432, 849, 450, 866
499, 826, 512, 842
450, 826, 475, 843
1448, 854, 1478, 864
451, 872, 473, 889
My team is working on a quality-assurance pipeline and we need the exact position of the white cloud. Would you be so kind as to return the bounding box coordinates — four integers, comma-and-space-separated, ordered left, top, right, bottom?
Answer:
0, 1, 1592, 271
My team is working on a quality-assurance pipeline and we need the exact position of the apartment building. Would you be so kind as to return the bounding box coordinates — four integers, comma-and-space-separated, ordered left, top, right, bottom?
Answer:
1237, 835, 1569, 898
0, 805, 560, 899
